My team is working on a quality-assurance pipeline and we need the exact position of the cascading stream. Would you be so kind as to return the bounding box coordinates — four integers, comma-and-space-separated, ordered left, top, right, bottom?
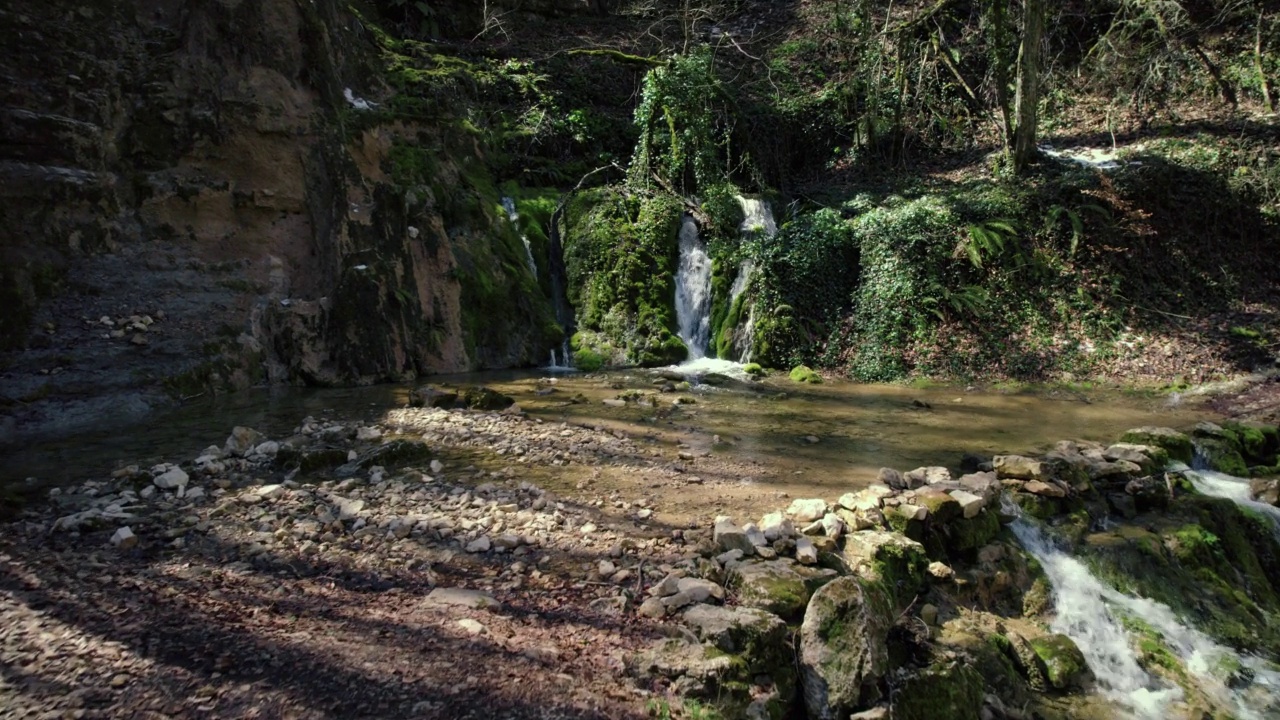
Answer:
501, 197, 539, 277
1007, 498, 1280, 719
674, 215, 713, 360
1175, 460, 1280, 534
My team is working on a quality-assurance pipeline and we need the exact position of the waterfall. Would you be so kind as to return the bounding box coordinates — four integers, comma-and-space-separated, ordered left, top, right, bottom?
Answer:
501, 197, 538, 277
1008, 500, 1280, 719
1175, 461, 1280, 536
674, 214, 713, 359
547, 205, 575, 368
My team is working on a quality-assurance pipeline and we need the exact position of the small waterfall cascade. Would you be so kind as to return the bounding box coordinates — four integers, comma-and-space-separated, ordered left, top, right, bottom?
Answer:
501, 197, 538, 277
547, 205, 575, 369
728, 195, 776, 363
674, 214, 713, 359
1175, 459, 1280, 534
1008, 499, 1280, 719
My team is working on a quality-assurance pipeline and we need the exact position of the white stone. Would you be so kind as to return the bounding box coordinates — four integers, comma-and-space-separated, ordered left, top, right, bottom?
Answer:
821, 513, 844, 539
742, 522, 768, 547
713, 516, 755, 555
948, 489, 986, 518
760, 512, 794, 541
675, 577, 724, 603
787, 498, 827, 523
153, 468, 189, 490
257, 484, 286, 500
455, 618, 486, 635
356, 427, 382, 442
110, 526, 137, 550
254, 441, 280, 456
465, 535, 491, 553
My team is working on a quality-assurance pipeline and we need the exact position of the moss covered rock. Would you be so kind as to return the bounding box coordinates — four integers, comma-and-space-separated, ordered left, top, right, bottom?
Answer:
1119, 427, 1194, 465
461, 386, 514, 410
1029, 634, 1092, 690
790, 365, 822, 384
947, 510, 1002, 552
835, 531, 928, 608
890, 661, 986, 720
728, 559, 836, 621
1194, 436, 1249, 477
799, 576, 893, 719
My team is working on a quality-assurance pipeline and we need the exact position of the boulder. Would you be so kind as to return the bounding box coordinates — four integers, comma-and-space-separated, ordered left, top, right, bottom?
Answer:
682, 604, 788, 658
153, 467, 189, 490
728, 559, 837, 621
1029, 634, 1092, 690
1024, 480, 1067, 498
787, 498, 828, 523
1119, 426, 1194, 465
714, 517, 756, 555
914, 487, 961, 523
461, 386, 514, 411
408, 385, 458, 408
1102, 443, 1169, 473
798, 577, 893, 719
889, 661, 985, 720
877, 467, 906, 490
1195, 436, 1249, 477
1250, 478, 1280, 506
1124, 476, 1170, 511
958, 471, 999, 499
760, 512, 795, 541
835, 531, 927, 606
948, 489, 986, 519
795, 536, 818, 565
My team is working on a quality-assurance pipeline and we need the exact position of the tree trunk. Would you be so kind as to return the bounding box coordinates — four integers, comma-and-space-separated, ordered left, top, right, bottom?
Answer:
1012, 0, 1043, 173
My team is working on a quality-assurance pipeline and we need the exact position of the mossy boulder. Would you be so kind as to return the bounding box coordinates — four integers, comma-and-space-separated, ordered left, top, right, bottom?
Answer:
728, 559, 836, 621
1029, 634, 1092, 690
790, 365, 822, 384
637, 604, 797, 720
1194, 436, 1249, 477
799, 576, 893, 719
1119, 427, 1194, 465
408, 385, 459, 408
572, 348, 605, 371
947, 510, 1002, 552
743, 362, 765, 377
1009, 491, 1060, 520
461, 386, 515, 411
835, 531, 928, 608
890, 661, 986, 720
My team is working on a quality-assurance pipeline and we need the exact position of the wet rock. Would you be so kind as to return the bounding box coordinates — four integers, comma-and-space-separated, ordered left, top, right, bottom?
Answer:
787, 498, 827, 523
1029, 634, 1092, 690
1106, 493, 1137, 518
799, 576, 892, 719
1124, 475, 1170, 511
1250, 478, 1280, 506
1195, 435, 1249, 477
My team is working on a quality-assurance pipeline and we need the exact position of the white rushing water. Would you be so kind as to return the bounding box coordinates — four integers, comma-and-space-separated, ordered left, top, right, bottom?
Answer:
501, 197, 539, 278
674, 215, 713, 359
1008, 501, 1280, 719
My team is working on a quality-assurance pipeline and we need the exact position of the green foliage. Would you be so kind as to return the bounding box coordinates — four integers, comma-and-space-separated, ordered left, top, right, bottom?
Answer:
573, 348, 605, 371
959, 219, 1019, 270
629, 49, 734, 193
752, 209, 859, 367
562, 188, 688, 366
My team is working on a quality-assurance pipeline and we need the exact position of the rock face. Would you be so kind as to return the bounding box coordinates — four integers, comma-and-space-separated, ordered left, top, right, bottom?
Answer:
799, 577, 893, 720
0, 0, 561, 445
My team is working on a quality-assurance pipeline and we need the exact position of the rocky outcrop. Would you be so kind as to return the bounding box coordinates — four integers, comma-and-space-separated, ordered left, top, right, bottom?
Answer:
0, 0, 560, 444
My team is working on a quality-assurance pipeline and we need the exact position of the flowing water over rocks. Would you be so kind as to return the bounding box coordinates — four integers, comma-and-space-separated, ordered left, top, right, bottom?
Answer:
674, 216, 713, 360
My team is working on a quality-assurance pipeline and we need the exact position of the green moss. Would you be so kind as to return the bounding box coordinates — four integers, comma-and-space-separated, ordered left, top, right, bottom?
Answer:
572, 348, 604, 371
743, 362, 764, 376
1029, 634, 1090, 690
789, 365, 822, 383
891, 661, 985, 720
561, 189, 687, 366
1119, 428, 1195, 465
950, 511, 1002, 552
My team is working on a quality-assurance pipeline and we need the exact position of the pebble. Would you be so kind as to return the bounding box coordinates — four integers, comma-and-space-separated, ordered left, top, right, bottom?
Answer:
110, 526, 137, 550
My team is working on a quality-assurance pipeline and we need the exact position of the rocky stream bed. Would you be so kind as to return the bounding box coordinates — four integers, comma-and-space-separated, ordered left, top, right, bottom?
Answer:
3, 385, 1280, 720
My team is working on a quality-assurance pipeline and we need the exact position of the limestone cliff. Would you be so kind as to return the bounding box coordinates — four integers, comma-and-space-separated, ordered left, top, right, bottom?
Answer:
0, 0, 563, 443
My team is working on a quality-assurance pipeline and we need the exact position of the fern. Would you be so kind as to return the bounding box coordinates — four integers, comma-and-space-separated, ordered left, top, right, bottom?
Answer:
959, 219, 1019, 269
1046, 203, 1110, 257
